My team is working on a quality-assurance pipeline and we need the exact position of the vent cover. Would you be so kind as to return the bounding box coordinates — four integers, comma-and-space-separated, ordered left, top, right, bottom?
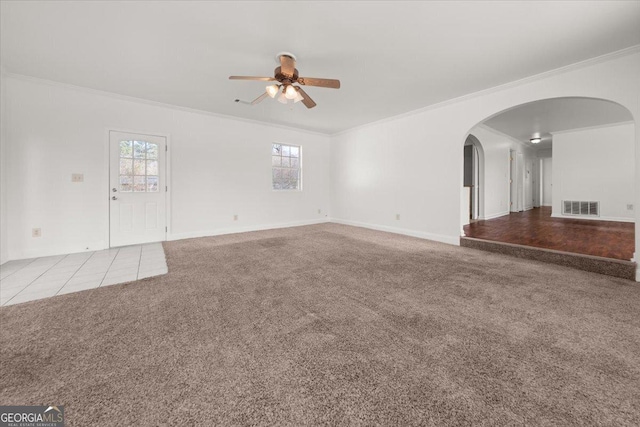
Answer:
563, 200, 599, 217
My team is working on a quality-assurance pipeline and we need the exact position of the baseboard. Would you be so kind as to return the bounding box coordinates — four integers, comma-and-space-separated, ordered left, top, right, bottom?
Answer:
168, 218, 330, 241
481, 211, 510, 220
8, 241, 107, 262
550, 213, 634, 223
330, 218, 460, 246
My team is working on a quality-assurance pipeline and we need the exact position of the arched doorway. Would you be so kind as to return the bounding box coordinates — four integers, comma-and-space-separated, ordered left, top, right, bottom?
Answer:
460, 97, 636, 278
462, 134, 484, 231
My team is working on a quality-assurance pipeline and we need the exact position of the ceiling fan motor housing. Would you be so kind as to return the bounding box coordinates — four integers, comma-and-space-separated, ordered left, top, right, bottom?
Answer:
274, 66, 299, 84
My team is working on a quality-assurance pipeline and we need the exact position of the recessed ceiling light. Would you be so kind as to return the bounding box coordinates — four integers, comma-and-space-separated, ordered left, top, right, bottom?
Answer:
530, 137, 541, 144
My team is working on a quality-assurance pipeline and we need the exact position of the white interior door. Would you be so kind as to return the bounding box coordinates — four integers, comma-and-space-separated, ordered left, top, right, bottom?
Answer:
109, 131, 166, 247
524, 159, 533, 210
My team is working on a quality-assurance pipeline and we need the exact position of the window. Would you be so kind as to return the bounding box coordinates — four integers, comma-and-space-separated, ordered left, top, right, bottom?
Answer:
272, 143, 301, 190
119, 140, 159, 192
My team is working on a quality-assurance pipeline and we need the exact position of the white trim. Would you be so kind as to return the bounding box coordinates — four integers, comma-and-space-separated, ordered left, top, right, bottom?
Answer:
2, 72, 328, 137
481, 211, 510, 220
10, 243, 105, 260
551, 213, 634, 223
168, 218, 330, 241
549, 120, 634, 136
330, 45, 640, 137
330, 218, 460, 246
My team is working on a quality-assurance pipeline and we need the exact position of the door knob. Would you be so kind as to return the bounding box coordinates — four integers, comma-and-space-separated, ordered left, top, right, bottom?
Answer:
112, 196, 118, 200
112, 188, 118, 192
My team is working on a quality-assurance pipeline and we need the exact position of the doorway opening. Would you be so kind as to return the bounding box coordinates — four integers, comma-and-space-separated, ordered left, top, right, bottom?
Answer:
462, 134, 484, 229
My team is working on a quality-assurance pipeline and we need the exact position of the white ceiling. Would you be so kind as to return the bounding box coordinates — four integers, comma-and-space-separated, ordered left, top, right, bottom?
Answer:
483, 97, 633, 149
2, 1, 640, 134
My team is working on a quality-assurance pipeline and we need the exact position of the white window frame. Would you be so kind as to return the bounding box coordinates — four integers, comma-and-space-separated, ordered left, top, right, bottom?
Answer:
271, 143, 302, 191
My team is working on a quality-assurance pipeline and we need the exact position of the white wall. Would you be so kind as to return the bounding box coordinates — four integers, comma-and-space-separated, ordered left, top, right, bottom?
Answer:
542, 158, 553, 206
537, 148, 553, 158
2, 76, 331, 260
0, 72, 8, 264
330, 50, 639, 261
552, 123, 634, 221
466, 125, 536, 222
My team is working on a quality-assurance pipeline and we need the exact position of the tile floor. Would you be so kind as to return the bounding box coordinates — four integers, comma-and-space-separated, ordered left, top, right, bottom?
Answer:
0, 243, 168, 306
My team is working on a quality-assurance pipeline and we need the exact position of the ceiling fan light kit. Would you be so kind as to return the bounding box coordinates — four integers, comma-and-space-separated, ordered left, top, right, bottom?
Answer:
266, 84, 279, 98
229, 52, 340, 109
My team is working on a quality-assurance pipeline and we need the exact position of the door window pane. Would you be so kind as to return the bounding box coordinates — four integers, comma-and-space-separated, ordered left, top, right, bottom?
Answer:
120, 158, 133, 175
133, 159, 146, 175
146, 143, 158, 159
134, 176, 146, 192
120, 176, 132, 192
147, 176, 159, 192
133, 141, 146, 158
146, 160, 158, 175
120, 141, 133, 158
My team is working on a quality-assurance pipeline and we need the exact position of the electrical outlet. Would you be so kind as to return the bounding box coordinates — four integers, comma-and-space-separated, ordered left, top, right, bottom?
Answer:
32, 228, 42, 238
627, 204, 634, 211
71, 173, 84, 182
396, 214, 400, 220
233, 214, 238, 221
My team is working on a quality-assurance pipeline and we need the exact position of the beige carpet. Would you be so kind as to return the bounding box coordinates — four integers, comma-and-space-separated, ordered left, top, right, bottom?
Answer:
1, 223, 639, 426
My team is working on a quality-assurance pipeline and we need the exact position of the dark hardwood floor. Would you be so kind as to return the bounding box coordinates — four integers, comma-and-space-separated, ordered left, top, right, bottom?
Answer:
463, 207, 634, 261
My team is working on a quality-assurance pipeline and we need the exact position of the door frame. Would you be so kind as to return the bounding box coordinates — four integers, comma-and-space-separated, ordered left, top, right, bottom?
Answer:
104, 128, 171, 248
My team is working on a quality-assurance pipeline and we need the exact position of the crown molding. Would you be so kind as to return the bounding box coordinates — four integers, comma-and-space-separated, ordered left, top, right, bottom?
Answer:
331, 44, 640, 137
0, 71, 330, 138
475, 124, 534, 151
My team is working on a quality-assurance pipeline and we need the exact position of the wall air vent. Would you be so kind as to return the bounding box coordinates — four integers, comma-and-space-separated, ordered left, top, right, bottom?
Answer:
562, 200, 599, 217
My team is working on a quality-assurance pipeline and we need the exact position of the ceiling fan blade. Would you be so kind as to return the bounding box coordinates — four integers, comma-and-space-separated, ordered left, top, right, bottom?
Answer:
298, 77, 340, 89
251, 91, 269, 105
296, 87, 317, 109
280, 55, 295, 78
229, 76, 276, 81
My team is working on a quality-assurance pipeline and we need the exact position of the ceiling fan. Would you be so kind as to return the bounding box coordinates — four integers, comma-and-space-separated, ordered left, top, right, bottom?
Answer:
229, 52, 340, 109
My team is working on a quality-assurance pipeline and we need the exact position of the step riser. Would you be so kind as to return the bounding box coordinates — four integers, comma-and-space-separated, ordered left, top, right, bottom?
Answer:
460, 237, 636, 281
